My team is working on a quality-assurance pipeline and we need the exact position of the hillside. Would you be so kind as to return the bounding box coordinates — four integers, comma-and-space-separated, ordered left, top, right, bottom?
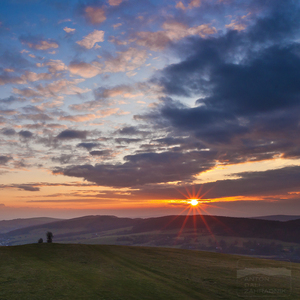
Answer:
252, 215, 300, 222
0, 217, 62, 234
2, 214, 300, 261
0, 244, 298, 299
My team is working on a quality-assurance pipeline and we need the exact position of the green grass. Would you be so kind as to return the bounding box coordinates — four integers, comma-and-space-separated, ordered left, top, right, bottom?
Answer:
0, 244, 299, 299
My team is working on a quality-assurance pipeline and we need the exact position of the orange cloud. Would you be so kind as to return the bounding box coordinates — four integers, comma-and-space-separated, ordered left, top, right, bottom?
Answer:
59, 114, 97, 122
136, 21, 216, 51
26, 40, 59, 50
85, 7, 106, 24
76, 30, 105, 49
176, 0, 201, 10
63, 27, 76, 33
69, 62, 101, 78
108, 0, 123, 6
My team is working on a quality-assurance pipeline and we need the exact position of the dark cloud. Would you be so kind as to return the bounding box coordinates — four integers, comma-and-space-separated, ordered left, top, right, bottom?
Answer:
0, 51, 32, 70
18, 130, 33, 138
51, 155, 73, 164
89, 150, 112, 156
197, 165, 300, 200
53, 150, 214, 187
0, 96, 25, 105
56, 130, 88, 140
0, 155, 12, 165
76, 142, 99, 150
115, 126, 147, 136
115, 138, 142, 144
0, 128, 16, 136
135, 0, 300, 168
16, 185, 40, 192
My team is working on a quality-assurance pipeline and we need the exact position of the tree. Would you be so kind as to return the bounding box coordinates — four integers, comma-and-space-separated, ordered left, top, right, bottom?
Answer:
46, 231, 53, 243
38, 238, 43, 243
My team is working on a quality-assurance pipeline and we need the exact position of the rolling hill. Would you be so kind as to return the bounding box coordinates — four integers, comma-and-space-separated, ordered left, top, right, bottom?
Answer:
252, 215, 300, 222
1, 214, 300, 261
2, 214, 300, 245
0, 217, 62, 234
0, 243, 298, 299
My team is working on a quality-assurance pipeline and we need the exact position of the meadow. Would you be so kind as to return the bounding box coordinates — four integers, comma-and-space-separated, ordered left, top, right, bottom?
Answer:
0, 244, 299, 299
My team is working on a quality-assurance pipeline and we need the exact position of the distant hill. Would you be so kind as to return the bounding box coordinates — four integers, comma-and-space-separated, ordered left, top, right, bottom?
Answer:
2, 214, 300, 247
0, 215, 141, 245
0, 244, 298, 300
252, 215, 300, 222
0, 217, 62, 234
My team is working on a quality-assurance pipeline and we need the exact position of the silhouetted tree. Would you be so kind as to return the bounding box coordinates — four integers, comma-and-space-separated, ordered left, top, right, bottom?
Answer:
38, 238, 43, 243
46, 231, 53, 243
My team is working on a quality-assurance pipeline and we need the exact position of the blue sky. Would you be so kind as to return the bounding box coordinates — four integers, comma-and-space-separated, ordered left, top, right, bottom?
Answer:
1, 0, 300, 219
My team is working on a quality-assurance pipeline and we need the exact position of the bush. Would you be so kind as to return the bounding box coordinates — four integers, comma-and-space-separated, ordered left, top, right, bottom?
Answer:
38, 238, 43, 243
46, 231, 53, 243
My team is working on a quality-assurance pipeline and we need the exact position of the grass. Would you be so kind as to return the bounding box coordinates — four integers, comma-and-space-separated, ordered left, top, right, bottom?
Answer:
0, 244, 299, 299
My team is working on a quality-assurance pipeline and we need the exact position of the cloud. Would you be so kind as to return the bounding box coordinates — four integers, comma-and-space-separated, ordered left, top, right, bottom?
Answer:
18, 130, 33, 139
69, 62, 100, 78
13, 79, 90, 99
89, 150, 112, 156
76, 30, 105, 49
0, 96, 25, 105
77, 142, 99, 150
16, 185, 40, 192
0, 50, 32, 70
0, 74, 26, 85
21, 71, 53, 82
108, 0, 123, 6
115, 138, 142, 144
0, 155, 12, 165
59, 114, 97, 122
176, 0, 201, 10
38, 59, 68, 73
0, 128, 16, 136
136, 21, 217, 51
56, 129, 88, 140
125, 0, 300, 179
0, 71, 53, 86
112, 23, 122, 29
51, 154, 73, 164
53, 150, 214, 187
85, 7, 106, 24
19, 113, 53, 122
102, 47, 148, 73
21, 37, 59, 50
69, 48, 147, 79
63, 27, 76, 33
197, 166, 300, 200
115, 126, 147, 136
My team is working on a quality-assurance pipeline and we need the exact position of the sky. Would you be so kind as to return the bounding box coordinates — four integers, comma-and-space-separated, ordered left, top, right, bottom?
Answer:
1, 0, 300, 220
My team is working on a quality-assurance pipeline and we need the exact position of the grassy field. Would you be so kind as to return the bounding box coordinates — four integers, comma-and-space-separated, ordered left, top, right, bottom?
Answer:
0, 244, 299, 299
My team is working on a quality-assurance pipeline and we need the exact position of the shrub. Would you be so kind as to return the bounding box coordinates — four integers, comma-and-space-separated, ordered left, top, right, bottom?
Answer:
46, 231, 53, 243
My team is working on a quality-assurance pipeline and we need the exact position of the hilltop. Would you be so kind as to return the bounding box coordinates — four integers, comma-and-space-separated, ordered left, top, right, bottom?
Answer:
0, 244, 299, 299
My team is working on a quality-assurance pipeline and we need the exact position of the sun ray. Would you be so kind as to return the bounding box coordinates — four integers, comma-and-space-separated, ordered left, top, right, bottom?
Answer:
176, 206, 193, 241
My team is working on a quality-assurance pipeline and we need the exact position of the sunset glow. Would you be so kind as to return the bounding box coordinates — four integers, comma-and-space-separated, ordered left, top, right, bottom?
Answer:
1, 0, 300, 220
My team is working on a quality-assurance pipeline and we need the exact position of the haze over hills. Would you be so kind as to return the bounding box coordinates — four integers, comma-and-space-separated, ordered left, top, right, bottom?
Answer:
0, 217, 62, 234
252, 215, 300, 222
2, 214, 300, 243
1, 214, 300, 262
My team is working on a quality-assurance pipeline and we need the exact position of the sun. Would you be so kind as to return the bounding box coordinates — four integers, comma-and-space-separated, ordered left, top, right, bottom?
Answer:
190, 199, 199, 206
